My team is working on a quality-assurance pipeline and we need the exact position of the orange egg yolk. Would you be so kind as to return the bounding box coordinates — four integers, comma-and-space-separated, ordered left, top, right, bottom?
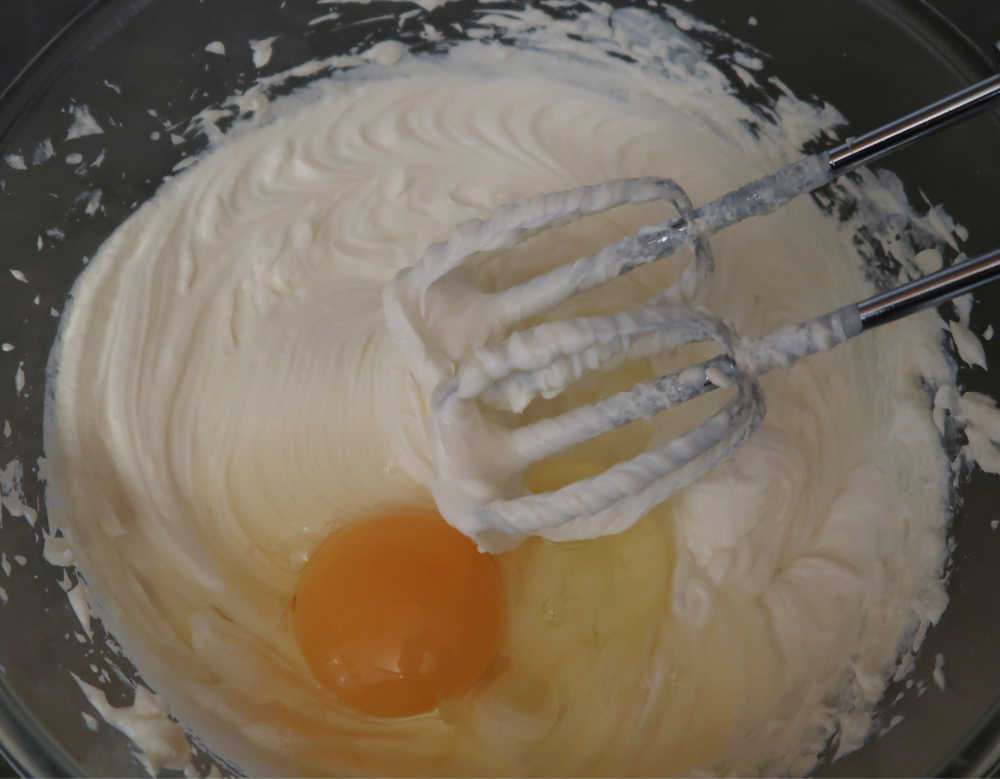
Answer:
292, 510, 505, 718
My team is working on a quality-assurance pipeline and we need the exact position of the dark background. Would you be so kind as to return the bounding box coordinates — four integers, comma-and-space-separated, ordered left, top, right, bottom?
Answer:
0, 0, 998, 777
2, 0, 999, 94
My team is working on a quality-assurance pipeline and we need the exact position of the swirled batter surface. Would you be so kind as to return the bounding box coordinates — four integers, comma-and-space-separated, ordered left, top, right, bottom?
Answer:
46, 12, 955, 777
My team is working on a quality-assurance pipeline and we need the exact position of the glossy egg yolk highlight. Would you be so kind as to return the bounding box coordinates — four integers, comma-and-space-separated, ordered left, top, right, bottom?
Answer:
292, 510, 505, 718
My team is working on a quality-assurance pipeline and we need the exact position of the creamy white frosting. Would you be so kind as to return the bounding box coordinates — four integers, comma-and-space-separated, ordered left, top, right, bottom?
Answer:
43, 8, 961, 777
385, 159, 868, 552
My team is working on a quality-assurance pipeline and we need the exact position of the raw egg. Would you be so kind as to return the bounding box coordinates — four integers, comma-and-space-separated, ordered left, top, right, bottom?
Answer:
292, 510, 505, 718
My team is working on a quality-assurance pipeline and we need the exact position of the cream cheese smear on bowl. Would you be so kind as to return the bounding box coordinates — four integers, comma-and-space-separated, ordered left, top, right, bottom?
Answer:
38, 2, 988, 776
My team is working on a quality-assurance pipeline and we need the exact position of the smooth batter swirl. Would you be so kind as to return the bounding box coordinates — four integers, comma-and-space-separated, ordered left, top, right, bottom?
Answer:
45, 26, 953, 777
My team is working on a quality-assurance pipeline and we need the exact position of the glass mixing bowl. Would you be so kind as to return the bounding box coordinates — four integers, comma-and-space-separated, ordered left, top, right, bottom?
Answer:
1, 0, 998, 775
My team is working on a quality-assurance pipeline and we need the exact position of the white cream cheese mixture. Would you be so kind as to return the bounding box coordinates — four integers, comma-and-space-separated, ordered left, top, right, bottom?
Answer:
42, 5, 968, 776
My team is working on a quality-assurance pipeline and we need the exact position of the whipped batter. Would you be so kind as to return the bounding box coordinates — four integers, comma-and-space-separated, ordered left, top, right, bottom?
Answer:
44, 7, 959, 777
